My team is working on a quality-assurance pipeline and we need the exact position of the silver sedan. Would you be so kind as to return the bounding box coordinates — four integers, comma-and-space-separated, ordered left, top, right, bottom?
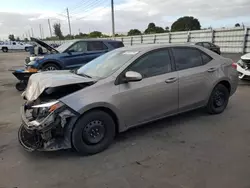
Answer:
19, 44, 238, 155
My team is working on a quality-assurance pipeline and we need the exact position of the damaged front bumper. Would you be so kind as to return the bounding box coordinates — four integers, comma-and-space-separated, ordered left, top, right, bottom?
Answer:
18, 102, 78, 152
237, 59, 250, 79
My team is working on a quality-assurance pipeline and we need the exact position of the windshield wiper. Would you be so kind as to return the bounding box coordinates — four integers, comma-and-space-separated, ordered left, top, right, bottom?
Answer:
80, 73, 92, 78
70, 69, 92, 78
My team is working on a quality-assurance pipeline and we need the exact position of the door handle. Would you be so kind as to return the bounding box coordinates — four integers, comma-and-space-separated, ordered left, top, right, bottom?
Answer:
207, 67, 217, 72
165, 77, 178, 83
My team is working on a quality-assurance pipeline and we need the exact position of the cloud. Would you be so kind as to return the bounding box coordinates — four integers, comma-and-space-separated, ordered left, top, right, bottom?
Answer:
0, 0, 249, 39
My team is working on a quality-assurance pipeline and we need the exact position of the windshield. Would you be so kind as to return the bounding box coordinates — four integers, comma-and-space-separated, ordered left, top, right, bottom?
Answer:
77, 49, 139, 78
56, 41, 75, 53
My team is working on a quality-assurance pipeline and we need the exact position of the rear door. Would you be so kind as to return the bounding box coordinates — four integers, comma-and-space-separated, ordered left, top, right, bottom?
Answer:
62, 41, 88, 69
117, 48, 178, 126
85, 41, 109, 62
171, 47, 216, 112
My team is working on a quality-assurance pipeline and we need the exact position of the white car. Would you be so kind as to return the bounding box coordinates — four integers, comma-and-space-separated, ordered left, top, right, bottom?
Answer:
236, 53, 250, 79
0, 41, 33, 52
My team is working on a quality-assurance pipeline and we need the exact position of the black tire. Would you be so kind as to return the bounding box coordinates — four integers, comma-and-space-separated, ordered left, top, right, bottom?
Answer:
42, 63, 60, 71
72, 110, 116, 155
15, 82, 26, 91
2, 47, 8, 53
25, 47, 29, 52
207, 84, 229, 114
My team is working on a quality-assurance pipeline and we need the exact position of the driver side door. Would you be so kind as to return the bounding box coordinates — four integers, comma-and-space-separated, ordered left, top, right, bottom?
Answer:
116, 48, 179, 127
62, 41, 89, 69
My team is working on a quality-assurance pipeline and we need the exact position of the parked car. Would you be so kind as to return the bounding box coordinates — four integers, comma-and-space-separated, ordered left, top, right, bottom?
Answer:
25, 37, 124, 71
0, 41, 33, 52
236, 53, 250, 79
195, 42, 221, 55
19, 44, 238, 155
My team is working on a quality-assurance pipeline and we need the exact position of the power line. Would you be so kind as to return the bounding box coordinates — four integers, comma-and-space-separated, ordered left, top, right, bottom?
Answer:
70, 0, 106, 16
75, 4, 109, 20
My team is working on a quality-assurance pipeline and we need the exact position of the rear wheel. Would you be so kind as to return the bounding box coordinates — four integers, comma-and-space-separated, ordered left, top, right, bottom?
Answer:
2, 47, 8, 52
25, 47, 29, 52
72, 110, 116, 155
42, 63, 60, 71
206, 84, 229, 114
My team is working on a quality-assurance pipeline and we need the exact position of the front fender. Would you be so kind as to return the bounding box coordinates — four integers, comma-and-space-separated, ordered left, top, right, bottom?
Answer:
80, 102, 126, 132
37, 59, 64, 69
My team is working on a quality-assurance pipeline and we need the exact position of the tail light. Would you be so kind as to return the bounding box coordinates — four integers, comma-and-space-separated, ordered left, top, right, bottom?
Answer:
232, 62, 237, 69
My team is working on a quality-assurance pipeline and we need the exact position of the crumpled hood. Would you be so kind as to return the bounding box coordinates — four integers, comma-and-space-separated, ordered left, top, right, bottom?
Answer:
241, 53, 250, 60
24, 70, 94, 101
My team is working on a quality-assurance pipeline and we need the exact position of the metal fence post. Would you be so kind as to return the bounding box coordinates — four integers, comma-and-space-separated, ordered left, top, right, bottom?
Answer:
169, 32, 171, 43
187, 31, 190, 42
121, 37, 124, 43
242, 27, 248, 54
141, 35, 143, 44
211, 30, 215, 43
131, 37, 133, 46
154, 35, 156, 43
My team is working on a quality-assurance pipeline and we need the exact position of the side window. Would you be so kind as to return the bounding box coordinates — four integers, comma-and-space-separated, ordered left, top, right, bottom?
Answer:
203, 42, 211, 48
196, 42, 203, 46
108, 41, 124, 48
68, 41, 87, 52
201, 52, 212, 64
87, 41, 108, 51
172, 47, 203, 70
129, 49, 172, 78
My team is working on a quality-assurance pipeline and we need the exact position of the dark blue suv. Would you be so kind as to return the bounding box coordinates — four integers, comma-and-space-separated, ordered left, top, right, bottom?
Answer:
26, 38, 124, 71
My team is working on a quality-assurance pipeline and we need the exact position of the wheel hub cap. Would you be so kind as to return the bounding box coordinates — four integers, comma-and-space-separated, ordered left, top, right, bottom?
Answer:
214, 91, 225, 107
45, 66, 57, 71
82, 120, 105, 144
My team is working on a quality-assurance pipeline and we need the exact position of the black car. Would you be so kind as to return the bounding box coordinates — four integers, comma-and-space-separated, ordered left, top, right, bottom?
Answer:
195, 42, 221, 55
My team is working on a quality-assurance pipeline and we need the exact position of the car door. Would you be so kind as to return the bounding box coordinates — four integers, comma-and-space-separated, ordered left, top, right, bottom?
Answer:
12, 42, 17, 50
85, 41, 109, 62
62, 41, 88, 69
171, 47, 216, 112
116, 48, 178, 127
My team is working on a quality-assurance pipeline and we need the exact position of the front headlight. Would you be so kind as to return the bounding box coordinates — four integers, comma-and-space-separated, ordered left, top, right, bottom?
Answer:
34, 56, 44, 60
32, 101, 64, 112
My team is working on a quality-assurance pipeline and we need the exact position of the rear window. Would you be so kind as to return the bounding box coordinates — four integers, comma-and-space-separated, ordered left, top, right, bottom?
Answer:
108, 41, 124, 49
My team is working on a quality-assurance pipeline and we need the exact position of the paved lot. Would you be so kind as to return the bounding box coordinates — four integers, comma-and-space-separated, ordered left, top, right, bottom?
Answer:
0, 52, 250, 188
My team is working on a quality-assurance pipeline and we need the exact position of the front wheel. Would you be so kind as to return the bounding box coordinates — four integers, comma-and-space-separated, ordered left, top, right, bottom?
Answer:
15, 82, 27, 91
42, 63, 60, 71
72, 110, 116, 155
206, 84, 229, 114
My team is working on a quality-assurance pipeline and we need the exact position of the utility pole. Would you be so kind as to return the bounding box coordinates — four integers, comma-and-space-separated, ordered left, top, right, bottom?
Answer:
28, 30, 31, 38
41, 26, 44, 39
111, 0, 115, 38
39, 24, 42, 39
66, 8, 72, 36
31, 28, 34, 37
48, 19, 53, 37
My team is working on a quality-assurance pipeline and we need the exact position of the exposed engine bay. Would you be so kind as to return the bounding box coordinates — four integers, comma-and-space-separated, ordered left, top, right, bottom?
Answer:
19, 82, 94, 151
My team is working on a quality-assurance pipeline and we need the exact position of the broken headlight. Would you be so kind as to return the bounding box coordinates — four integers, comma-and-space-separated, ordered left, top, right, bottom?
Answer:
32, 101, 64, 114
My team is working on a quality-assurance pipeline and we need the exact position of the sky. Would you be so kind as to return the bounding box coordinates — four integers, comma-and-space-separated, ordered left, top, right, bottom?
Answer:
0, 0, 249, 39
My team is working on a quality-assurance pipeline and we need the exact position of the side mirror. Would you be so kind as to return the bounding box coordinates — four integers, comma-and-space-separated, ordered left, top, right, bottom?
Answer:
125, 71, 142, 82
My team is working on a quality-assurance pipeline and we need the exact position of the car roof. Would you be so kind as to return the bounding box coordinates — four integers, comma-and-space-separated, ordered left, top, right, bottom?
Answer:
75, 39, 122, 42
115, 43, 201, 52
